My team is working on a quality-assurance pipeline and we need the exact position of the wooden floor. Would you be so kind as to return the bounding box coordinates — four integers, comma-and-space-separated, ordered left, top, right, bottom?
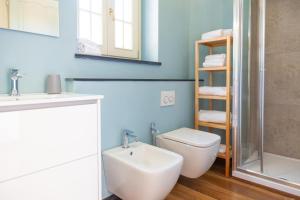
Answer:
105, 159, 300, 200
167, 159, 299, 200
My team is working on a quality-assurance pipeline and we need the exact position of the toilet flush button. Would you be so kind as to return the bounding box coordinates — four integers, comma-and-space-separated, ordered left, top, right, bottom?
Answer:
160, 90, 176, 107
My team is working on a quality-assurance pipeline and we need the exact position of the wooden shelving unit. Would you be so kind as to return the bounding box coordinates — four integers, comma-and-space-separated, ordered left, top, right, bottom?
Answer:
198, 67, 227, 71
194, 36, 232, 177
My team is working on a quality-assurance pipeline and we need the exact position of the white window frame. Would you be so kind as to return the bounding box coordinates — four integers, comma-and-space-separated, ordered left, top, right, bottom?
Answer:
77, 0, 107, 54
77, 0, 141, 59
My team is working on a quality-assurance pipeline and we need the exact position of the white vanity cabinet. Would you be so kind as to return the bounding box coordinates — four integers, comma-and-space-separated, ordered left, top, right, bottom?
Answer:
0, 94, 103, 200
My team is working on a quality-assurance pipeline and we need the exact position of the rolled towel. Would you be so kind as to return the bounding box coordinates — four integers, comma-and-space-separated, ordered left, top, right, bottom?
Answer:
219, 144, 227, 153
205, 54, 226, 61
223, 29, 233, 36
77, 39, 101, 55
202, 29, 223, 40
201, 29, 233, 40
203, 54, 226, 67
203, 61, 225, 67
199, 110, 227, 124
199, 86, 227, 96
205, 58, 225, 64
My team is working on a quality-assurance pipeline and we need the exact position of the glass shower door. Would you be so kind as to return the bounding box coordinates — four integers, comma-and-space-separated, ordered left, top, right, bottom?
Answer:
237, 0, 264, 172
234, 0, 300, 194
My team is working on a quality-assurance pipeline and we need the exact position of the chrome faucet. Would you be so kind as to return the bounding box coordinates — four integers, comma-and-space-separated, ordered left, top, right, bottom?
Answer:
150, 122, 160, 145
122, 129, 138, 148
10, 69, 23, 96
150, 122, 160, 135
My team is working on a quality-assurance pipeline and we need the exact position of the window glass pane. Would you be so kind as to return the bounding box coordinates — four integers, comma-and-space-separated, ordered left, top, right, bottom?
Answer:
79, 0, 90, 10
124, 23, 133, 49
79, 11, 91, 40
91, 0, 102, 14
114, 0, 124, 20
124, 0, 132, 23
115, 20, 123, 48
91, 14, 102, 45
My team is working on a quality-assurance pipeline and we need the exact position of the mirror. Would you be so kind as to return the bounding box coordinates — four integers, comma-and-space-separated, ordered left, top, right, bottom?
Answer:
0, 0, 59, 36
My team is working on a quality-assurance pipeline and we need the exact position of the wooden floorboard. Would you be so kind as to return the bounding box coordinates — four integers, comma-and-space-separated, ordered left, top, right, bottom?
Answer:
104, 160, 300, 200
171, 159, 299, 200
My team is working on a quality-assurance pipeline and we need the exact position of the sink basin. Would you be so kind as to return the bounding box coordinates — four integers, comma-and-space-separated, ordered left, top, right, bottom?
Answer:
0, 94, 59, 101
0, 93, 103, 106
103, 142, 183, 200
0, 93, 87, 101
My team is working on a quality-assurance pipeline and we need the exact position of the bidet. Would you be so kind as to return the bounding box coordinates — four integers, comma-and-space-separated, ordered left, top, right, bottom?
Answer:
103, 142, 183, 200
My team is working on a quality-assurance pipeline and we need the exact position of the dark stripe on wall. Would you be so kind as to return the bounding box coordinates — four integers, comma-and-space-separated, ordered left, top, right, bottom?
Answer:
75, 54, 162, 66
66, 78, 204, 82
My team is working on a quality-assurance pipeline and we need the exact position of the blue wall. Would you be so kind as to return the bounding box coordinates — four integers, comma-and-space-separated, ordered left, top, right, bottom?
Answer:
0, 0, 190, 94
73, 81, 194, 150
73, 81, 194, 198
0, 0, 233, 199
188, 0, 234, 80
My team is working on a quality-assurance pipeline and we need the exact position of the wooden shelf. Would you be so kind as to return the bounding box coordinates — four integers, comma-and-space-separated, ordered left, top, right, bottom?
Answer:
198, 121, 227, 130
217, 152, 226, 159
194, 35, 232, 177
199, 67, 227, 71
217, 149, 232, 159
196, 36, 233, 47
198, 95, 226, 100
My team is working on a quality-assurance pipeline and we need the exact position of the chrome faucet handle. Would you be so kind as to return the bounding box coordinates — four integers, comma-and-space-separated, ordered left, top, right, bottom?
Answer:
122, 129, 138, 148
124, 129, 138, 138
11, 69, 23, 80
150, 122, 159, 134
123, 129, 134, 136
11, 68, 19, 74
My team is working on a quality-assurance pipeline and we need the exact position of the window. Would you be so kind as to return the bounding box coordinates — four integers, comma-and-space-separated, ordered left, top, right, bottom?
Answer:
77, 0, 140, 59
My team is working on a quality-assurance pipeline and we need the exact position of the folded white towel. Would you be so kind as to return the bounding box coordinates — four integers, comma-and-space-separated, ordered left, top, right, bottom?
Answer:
201, 29, 233, 40
199, 86, 227, 96
223, 29, 233, 36
199, 110, 227, 124
203, 54, 226, 67
203, 61, 225, 67
219, 144, 227, 153
205, 54, 226, 61
77, 39, 101, 55
202, 29, 223, 40
204, 58, 225, 63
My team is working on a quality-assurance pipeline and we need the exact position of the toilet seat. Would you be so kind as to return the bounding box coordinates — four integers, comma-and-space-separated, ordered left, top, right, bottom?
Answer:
162, 128, 220, 148
156, 128, 221, 178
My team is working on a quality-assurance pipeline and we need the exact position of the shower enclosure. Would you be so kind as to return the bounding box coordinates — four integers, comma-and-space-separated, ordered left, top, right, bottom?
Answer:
233, 0, 300, 196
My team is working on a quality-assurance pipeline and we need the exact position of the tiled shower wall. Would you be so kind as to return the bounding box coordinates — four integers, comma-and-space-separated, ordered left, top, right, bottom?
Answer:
264, 0, 300, 159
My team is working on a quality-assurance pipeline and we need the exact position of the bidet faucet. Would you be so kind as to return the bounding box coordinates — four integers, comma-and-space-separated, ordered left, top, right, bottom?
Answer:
122, 129, 138, 148
150, 122, 160, 145
150, 122, 160, 134
10, 69, 23, 96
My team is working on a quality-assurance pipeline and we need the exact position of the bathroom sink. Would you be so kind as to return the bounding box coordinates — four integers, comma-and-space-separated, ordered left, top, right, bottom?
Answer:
0, 94, 65, 101
0, 93, 103, 106
103, 142, 183, 200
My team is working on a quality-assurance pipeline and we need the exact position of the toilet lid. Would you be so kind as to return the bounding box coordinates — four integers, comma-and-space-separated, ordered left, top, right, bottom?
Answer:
162, 128, 220, 148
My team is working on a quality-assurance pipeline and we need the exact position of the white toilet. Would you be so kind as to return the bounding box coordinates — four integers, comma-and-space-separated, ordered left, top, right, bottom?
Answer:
156, 127, 221, 178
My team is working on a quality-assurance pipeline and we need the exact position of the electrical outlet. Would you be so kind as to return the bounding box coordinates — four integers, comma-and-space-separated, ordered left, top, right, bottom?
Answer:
160, 90, 175, 107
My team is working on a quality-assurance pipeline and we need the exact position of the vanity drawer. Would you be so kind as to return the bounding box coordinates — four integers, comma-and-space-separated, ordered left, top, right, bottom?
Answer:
0, 103, 98, 182
0, 155, 99, 200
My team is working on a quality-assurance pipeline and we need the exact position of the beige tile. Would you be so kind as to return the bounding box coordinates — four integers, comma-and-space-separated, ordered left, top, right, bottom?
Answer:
264, 103, 300, 159
253, 0, 300, 159
265, 0, 300, 55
